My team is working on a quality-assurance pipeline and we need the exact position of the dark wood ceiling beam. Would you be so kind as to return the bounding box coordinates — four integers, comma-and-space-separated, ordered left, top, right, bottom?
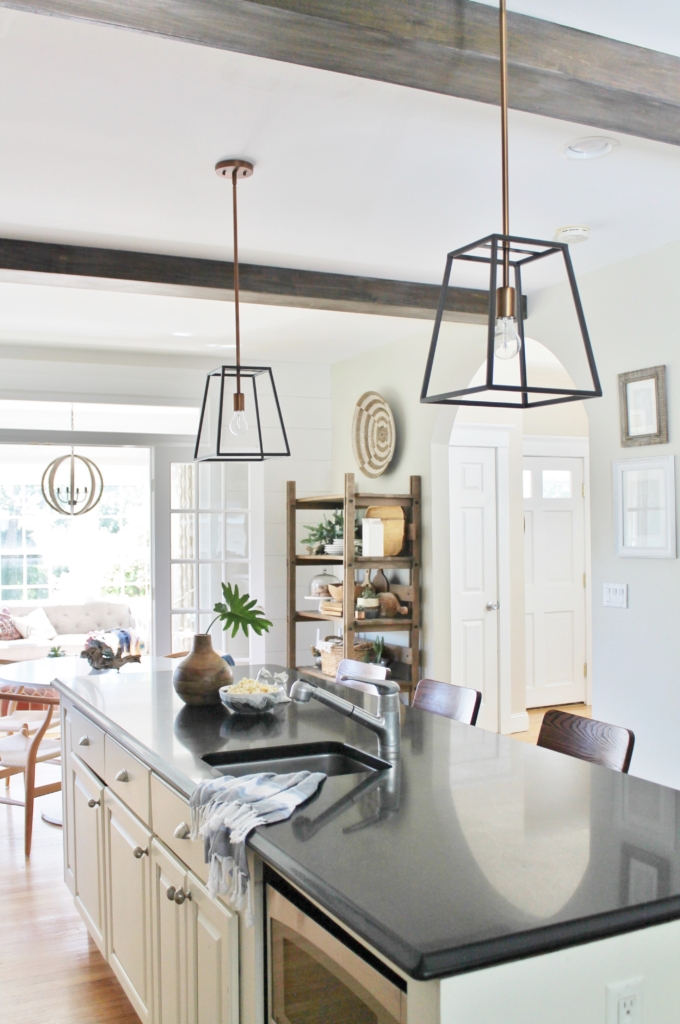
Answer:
3, 0, 680, 145
0, 237, 489, 322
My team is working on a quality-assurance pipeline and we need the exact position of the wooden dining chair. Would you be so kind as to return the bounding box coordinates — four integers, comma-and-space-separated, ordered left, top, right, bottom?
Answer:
412, 679, 482, 726
537, 709, 635, 773
0, 685, 62, 856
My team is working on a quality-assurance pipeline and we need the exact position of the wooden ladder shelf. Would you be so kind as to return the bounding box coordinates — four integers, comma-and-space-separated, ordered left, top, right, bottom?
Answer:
287, 473, 421, 702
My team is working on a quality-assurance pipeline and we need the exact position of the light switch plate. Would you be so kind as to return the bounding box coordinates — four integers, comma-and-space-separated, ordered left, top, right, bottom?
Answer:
603, 583, 628, 608
606, 977, 643, 1024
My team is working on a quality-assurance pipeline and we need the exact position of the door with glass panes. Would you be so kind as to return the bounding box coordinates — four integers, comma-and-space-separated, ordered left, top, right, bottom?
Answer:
151, 447, 263, 662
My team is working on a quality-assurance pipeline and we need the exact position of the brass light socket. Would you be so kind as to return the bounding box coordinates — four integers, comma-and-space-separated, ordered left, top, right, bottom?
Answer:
233, 392, 245, 412
496, 286, 516, 319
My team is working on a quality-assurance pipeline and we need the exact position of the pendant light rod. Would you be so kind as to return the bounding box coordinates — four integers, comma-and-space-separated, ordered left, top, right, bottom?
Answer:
499, 0, 510, 289
215, 158, 254, 414
231, 167, 242, 398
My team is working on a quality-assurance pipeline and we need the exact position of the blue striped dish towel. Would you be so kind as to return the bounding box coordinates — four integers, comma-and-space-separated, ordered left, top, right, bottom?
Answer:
190, 771, 325, 926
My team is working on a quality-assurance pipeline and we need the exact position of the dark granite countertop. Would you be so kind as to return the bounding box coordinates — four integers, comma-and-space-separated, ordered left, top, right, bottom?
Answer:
34, 658, 680, 980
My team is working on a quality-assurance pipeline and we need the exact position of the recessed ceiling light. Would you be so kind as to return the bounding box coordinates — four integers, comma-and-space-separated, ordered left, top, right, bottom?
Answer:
172, 331, 193, 337
561, 137, 619, 160
553, 225, 590, 244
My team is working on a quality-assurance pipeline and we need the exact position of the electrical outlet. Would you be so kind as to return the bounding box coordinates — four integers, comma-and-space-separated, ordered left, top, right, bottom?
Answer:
606, 978, 643, 1024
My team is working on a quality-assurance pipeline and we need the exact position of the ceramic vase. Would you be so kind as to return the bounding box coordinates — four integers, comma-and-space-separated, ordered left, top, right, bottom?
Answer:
172, 634, 233, 706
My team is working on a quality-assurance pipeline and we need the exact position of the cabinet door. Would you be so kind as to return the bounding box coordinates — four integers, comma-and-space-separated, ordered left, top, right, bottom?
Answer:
187, 872, 239, 1024
105, 789, 154, 1024
71, 753, 107, 955
151, 839, 189, 1024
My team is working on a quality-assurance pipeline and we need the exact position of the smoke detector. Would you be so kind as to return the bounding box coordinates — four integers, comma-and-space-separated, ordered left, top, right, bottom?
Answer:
561, 137, 619, 160
554, 225, 590, 245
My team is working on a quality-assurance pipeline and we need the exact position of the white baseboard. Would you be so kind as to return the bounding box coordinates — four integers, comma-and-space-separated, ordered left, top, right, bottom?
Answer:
510, 711, 529, 733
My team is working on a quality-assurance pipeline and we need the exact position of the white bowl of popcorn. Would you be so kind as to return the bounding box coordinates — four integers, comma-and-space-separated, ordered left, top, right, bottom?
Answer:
219, 671, 289, 715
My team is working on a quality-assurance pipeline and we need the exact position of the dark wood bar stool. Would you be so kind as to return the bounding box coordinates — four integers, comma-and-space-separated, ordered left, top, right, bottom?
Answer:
413, 679, 482, 726
537, 709, 635, 773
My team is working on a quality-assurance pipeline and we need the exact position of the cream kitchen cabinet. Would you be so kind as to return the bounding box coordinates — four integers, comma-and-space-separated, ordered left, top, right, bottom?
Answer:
69, 751, 107, 956
62, 697, 240, 1024
151, 837, 239, 1024
104, 788, 154, 1024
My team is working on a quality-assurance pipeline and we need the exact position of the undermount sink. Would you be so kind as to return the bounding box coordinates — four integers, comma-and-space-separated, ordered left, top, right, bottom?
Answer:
202, 741, 391, 778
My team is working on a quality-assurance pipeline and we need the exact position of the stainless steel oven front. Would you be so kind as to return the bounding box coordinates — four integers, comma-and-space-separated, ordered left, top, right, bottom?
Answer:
266, 883, 407, 1024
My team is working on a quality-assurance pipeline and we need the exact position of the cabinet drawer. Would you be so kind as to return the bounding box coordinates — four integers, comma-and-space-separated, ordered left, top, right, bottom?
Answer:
105, 735, 150, 823
150, 773, 208, 884
70, 705, 105, 778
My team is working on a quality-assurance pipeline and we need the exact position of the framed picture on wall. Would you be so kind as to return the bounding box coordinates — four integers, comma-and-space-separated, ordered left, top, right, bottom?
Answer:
618, 365, 668, 447
613, 455, 676, 558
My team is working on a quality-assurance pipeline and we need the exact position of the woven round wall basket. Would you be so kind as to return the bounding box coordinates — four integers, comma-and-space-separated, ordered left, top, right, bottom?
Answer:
352, 391, 396, 479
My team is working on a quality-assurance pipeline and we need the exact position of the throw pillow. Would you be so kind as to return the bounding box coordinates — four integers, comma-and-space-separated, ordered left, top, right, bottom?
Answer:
0, 607, 21, 641
13, 607, 58, 641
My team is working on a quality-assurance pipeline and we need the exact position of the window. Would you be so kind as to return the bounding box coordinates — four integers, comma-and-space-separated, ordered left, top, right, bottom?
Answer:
542, 470, 572, 499
170, 462, 251, 659
0, 445, 150, 639
522, 470, 532, 498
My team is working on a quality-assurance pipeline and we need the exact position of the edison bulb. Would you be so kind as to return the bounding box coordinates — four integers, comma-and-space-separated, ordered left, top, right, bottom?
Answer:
229, 411, 248, 436
494, 317, 521, 360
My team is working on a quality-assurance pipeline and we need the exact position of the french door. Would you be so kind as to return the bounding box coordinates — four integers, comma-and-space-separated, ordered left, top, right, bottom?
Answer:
151, 446, 264, 661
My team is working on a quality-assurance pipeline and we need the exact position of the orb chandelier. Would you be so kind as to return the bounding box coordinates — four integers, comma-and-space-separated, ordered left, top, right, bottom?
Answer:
194, 159, 290, 462
41, 450, 104, 516
420, 0, 602, 410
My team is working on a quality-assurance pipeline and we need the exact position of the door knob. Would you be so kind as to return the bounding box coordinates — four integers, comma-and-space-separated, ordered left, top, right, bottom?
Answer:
486, 601, 500, 611
173, 822, 190, 840
78, 736, 90, 746
133, 846, 149, 859
87, 798, 100, 808
115, 769, 129, 782
173, 888, 192, 905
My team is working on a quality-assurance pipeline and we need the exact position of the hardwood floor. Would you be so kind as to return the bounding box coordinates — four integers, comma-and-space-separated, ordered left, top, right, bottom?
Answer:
513, 703, 592, 745
0, 768, 139, 1024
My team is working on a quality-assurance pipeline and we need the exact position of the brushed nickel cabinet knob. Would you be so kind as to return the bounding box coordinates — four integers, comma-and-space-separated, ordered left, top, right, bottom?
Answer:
133, 846, 149, 859
173, 822, 190, 840
173, 888, 192, 905
87, 798, 100, 808
115, 769, 129, 782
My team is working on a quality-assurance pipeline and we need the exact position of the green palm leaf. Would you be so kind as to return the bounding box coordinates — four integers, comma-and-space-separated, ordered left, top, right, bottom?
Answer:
208, 582, 273, 639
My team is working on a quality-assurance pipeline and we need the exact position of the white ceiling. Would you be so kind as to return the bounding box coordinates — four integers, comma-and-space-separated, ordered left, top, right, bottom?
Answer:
0, 6, 679, 360
471, 0, 680, 57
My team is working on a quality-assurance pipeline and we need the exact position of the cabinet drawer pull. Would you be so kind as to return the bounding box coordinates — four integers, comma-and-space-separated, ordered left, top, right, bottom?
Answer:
173, 822, 190, 840
133, 846, 149, 859
87, 798, 100, 808
115, 769, 129, 782
173, 888, 191, 905
78, 736, 90, 746
166, 886, 177, 901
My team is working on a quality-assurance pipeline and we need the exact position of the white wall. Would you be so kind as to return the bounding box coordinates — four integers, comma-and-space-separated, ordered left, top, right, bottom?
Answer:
0, 343, 332, 668
331, 330, 587, 723
527, 240, 680, 788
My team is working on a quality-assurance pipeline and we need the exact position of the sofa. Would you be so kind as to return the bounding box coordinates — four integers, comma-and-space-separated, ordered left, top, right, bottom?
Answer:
0, 602, 135, 662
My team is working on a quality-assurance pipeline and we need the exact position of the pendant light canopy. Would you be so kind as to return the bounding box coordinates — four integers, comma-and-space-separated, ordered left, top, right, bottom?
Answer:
194, 160, 290, 462
420, 0, 602, 410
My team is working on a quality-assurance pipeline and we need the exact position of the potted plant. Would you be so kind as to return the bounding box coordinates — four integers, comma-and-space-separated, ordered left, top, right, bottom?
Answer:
172, 583, 273, 706
302, 511, 344, 555
372, 636, 390, 668
47, 645, 65, 658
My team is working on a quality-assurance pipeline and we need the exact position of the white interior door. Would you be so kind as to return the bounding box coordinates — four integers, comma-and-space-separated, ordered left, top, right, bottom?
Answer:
524, 456, 586, 708
450, 446, 499, 731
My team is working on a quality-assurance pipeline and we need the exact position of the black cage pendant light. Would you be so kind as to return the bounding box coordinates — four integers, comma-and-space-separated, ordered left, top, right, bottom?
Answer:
194, 159, 290, 461
420, 0, 602, 410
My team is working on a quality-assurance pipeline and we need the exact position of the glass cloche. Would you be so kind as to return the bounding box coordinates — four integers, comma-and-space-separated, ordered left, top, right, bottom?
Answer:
309, 569, 341, 598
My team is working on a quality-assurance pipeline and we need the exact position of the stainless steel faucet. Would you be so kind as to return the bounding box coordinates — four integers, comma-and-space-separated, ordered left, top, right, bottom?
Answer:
289, 676, 401, 756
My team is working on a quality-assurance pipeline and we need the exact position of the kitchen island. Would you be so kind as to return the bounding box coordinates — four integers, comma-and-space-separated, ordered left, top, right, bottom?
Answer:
16, 657, 680, 1023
